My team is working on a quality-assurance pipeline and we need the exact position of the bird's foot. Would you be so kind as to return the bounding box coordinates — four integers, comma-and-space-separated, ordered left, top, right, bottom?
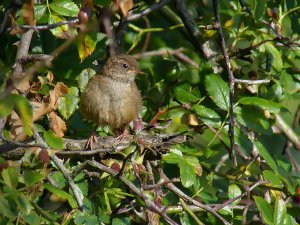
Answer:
84, 131, 98, 150
116, 128, 130, 142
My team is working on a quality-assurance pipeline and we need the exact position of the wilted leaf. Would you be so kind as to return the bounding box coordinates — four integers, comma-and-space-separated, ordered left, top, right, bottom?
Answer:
205, 74, 230, 111
48, 14, 71, 39
77, 33, 97, 62
22, 0, 35, 26
114, 0, 134, 17
43, 130, 64, 150
49, 112, 67, 137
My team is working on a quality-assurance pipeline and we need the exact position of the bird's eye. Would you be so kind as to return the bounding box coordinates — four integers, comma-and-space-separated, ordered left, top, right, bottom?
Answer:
122, 63, 128, 69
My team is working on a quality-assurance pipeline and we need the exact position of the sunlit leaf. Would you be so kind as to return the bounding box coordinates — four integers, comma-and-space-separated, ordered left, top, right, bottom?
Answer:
76, 68, 96, 92
239, 97, 282, 114
58, 86, 79, 120
253, 196, 274, 225
273, 198, 286, 225
205, 74, 229, 111
1, 167, 18, 189
77, 33, 97, 62
228, 184, 241, 207
50, 1, 79, 17
43, 130, 64, 150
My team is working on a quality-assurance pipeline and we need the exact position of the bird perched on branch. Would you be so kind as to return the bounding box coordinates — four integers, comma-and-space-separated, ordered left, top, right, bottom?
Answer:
80, 54, 143, 149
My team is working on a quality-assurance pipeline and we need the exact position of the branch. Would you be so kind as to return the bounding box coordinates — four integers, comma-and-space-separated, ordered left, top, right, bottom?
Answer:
19, 19, 79, 30
126, 0, 171, 22
81, 160, 179, 225
275, 114, 300, 151
212, 0, 237, 166
234, 79, 270, 85
172, 0, 209, 59
158, 168, 231, 225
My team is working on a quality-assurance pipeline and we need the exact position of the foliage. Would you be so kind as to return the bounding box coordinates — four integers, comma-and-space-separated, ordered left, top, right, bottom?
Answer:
0, 0, 300, 225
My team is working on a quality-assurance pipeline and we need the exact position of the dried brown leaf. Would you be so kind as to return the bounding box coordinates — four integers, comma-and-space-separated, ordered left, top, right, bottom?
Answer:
49, 112, 67, 138
22, 0, 35, 26
9, 111, 26, 141
47, 72, 54, 83
114, 0, 134, 17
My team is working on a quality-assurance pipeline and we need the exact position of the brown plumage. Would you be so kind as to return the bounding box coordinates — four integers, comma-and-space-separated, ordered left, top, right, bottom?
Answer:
80, 55, 142, 147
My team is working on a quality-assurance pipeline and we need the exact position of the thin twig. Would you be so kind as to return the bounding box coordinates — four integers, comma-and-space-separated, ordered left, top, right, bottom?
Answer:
19, 19, 79, 30
213, 180, 269, 211
157, 168, 231, 225
212, 0, 237, 166
172, 0, 209, 59
234, 79, 270, 85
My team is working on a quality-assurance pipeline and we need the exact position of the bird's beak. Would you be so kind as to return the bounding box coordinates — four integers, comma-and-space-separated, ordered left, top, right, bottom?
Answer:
137, 69, 146, 75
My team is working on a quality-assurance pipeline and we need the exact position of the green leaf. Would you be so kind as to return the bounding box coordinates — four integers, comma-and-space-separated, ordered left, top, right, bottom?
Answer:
173, 85, 200, 103
112, 217, 130, 225
85, 215, 99, 225
43, 183, 77, 208
23, 170, 45, 186
43, 130, 64, 150
273, 198, 286, 225
253, 0, 267, 21
0, 94, 33, 136
205, 74, 229, 111
263, 170, 282, 187
76, 69, 96, 92
284, 214, 297, 225
254, 141, 278, 174
34, 4, 47, 22
228, 184, 241, 206
265, 42, 283, 71
58, 86, 79, 119
235, 106, 271, 134
23, 211, 40, 225
16, 193, 32, 215
192, 104, 221, 127
0, 198, 16, 220
162, 149, 182, 164
48, 14, 68, 38
50, 1, 79, 17
239, 97, 282, 114
253, 196, 274, 225
179, 160, 196, 188
1, 167, 18, 189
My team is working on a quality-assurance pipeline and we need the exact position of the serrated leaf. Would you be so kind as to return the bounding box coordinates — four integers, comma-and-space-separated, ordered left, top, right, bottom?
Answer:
50, 1, 79, 17
205, 74, 229, 111
254, 141, 278, 174
162, 149, 182, 164
1, 167, 18, 189
76, 68, 96, 92
239, 97, 282, 114
273, 198, 286, 225
192, 104, 221, 127
228, 184, 242, 207
173, 85, 200, 103
253, 196, 274, 225
254, 0, 267, 21
265, 42, 283, 71
77, 33, 97, 62
58, 86, 79, 120
16, 193, 32, 215
43, 130, 64, 150
34, 4, 47, 22
48, 14, 68, 38
44, 183, 77, 208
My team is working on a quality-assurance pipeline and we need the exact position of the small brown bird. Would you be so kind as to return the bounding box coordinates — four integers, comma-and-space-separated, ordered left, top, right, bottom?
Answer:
80, 54, 142, 149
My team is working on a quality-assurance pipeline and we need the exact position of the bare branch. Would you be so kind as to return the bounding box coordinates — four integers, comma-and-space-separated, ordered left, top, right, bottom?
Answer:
234, 79, 270, 85
212, 0, 237, 166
